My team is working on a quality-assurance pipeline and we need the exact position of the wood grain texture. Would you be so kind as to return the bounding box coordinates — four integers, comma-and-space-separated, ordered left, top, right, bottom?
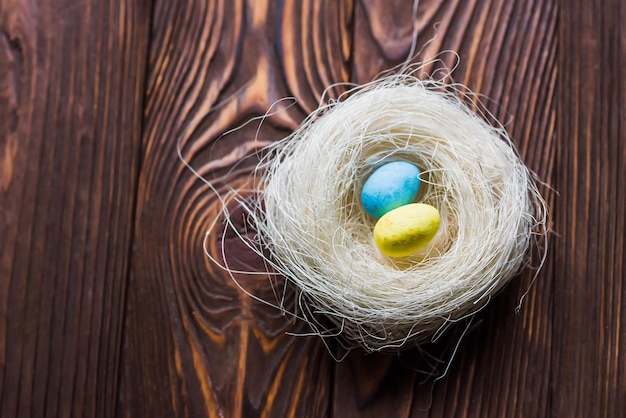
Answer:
554, 0, 626, 417
119, 0, 345, 416
2, 0, 624, 416
334, 1, 558, 417
118, 0, 561, 416
0, 1, 151, 417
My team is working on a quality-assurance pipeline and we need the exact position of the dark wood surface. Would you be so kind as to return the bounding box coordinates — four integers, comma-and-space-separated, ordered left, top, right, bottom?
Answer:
1, 0, 624, 417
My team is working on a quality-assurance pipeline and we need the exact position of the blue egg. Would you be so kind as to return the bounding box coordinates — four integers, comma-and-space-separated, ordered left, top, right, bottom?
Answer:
360, 161, 421, 218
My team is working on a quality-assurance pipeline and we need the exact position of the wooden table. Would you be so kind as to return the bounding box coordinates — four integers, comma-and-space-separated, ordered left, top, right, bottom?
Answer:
1, 0, 624, 416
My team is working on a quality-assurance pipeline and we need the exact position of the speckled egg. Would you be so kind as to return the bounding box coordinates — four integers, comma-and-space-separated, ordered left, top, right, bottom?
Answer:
373, 203, 440, 258
360, 161, 421, 218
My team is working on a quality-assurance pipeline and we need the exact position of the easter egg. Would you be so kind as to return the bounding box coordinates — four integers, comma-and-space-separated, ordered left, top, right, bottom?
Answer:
373, 203, 440, 258
361, 161, 421, 218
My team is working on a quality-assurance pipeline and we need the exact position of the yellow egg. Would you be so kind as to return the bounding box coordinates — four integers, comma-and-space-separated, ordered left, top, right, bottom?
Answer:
373, 203, 441, 258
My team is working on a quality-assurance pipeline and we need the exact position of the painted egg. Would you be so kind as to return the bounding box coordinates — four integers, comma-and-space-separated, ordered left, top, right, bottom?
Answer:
373, 203, 441, 258
360, 161, 421, 218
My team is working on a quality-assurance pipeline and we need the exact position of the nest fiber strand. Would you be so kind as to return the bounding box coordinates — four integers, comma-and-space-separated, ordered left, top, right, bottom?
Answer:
231, 76, 545, 351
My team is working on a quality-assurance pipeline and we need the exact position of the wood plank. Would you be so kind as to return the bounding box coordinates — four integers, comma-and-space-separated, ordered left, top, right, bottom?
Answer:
0, 1, 151, 417
553, 0, 626, 416
334, 0, 557, 417
119, 0, 352, 416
